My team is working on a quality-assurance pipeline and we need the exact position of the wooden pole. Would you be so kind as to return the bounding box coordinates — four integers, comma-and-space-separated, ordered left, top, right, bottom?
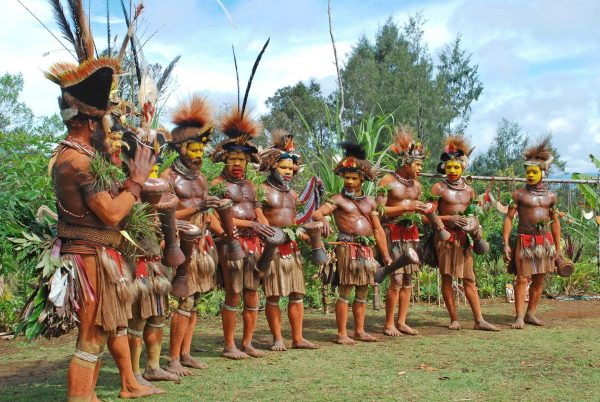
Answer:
419, 173, 598, 185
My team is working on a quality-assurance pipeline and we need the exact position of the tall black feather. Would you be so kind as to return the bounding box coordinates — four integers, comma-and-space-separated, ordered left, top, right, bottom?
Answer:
106, 0, 111, 56
157, 55, 181, 94
241, 37, 270, 117
120, 0, 141, 85
49, 0, 76, 47
66, 0, 86, 61
339, 141, 366, 160
232, 45, 240, 111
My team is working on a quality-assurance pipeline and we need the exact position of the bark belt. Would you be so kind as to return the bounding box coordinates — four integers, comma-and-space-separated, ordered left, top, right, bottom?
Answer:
57, 220, 122, 248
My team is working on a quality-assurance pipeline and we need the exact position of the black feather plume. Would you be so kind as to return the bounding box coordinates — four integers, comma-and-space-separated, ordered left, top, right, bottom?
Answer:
120, 0, 141, 85
66, 0, 86, 61
49, 0, 76, 47
232, 45, 240, 111
157, 55, 181, 94
339, 141, 366, 160
241, 37, 270, 117
106, 0, 111, 56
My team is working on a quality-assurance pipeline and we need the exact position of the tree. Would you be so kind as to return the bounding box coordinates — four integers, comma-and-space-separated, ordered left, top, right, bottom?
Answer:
261, 80, 334, 150
0, 73, 35, 133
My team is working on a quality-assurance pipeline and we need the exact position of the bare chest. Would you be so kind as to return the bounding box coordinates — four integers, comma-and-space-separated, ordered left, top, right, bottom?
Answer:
173, 174, 207, 200
387, 181, 420, 204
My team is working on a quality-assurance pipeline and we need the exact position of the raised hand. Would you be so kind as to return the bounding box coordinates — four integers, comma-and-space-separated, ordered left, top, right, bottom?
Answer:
129, 144, 156, 184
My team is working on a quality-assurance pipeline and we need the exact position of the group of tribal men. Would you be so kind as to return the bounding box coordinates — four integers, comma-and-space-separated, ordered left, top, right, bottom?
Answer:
45, 36, 564, 402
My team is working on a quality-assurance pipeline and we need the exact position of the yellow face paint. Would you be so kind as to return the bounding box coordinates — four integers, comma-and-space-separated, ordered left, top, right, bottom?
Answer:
276, 158, 294, 181
343, 171, 363, 194
444, 160, 463, 181
525, 165, 542, 185
105, 130, 124, 155
149, 164, 159, 179
186, 142, 204, 161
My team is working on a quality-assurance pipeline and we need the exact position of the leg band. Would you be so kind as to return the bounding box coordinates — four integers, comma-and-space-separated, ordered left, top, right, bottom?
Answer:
109, 328, 128, 338
288, 298, 304, 304
354, 298, 367, 304
401, 285, 413, 289
147, 322, 164, 329
127, 328, 143, 337
74, 349, 99, 363
244, 305, 260, 311
223, 303, 238, 312
177, 309, 192, 317
267, 301, 280, 306
337, 297, 349, 304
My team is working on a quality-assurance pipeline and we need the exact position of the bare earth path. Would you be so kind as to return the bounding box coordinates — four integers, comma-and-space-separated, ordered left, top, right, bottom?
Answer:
1, 299, 599, 401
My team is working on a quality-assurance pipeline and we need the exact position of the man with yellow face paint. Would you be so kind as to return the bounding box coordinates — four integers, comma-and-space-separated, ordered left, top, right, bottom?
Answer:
160, 97, 223, 376
431, 136, 498, 331
258, 129, 318, 351
312, 142, 392, 344
503, 136, 561, 329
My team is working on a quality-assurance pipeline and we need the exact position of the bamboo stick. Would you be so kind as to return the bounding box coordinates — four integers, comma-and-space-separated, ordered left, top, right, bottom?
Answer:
419, 173, 598, 185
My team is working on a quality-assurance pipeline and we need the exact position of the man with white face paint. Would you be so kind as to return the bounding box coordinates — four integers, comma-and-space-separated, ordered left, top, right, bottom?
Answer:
503, 136, 562, 329
431, 136, 498, 332
258, 129, 318, 351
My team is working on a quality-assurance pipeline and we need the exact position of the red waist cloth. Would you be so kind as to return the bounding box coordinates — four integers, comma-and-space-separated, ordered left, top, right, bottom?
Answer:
278, 240, 299, 258
135, 256, 161, 279
348, 243, 374, 260
387, 223, 419, 242
196, 233, 215, 252
519, 232, 553, 249
239, 236, 262, 254
447, 228, 470, 247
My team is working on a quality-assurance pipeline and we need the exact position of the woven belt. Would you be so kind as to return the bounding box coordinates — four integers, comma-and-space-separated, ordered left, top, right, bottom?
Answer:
58, 220, 122, 248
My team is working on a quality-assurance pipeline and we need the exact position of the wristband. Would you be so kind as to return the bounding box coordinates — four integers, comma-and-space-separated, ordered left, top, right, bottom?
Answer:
123, 179, 142, 200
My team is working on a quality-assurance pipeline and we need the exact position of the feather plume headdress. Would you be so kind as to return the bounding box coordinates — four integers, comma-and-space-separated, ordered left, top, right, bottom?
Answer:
212, 38, 270, 164
523, 136, 554, 172
437, 136, 473, 174
390, 125, 425, 167
334, 142, 375, 181
170, 96, 215, 145
258, 129, 300, 172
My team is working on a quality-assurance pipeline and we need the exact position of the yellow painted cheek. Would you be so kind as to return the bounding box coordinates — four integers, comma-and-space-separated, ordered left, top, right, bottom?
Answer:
149, 165, 159, 179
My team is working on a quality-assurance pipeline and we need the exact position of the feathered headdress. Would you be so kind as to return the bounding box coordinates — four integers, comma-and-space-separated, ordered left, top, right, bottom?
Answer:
390, 125, 425, 167
437, 136, 473, 174
258, 129, 300, 172
39, 0, 141, 121
170, 96, 214, 145
334, 142, 375, 181
212, 38, 270, 164
523, 136, 554, 172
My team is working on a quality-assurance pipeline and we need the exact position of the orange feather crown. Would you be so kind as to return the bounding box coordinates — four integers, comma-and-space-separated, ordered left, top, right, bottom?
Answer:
212, 108, 262, 163
437, 136, 473, 174
390, 125, 425, 166
258, 129, 301, 172
170, 96, 215, 145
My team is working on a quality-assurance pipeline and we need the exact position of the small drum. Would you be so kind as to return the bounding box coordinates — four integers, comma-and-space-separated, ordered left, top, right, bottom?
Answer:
141, 178, 170, 206
262, 226, 286, 246
157, 192, 179, 211
304, 221, 329, 265
555, 256, 574, 277
176, 220, 201, 243
256, 226, 286, 273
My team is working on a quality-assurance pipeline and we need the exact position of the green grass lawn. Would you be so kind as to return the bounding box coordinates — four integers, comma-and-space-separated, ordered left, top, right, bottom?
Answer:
1, 299, 599, 401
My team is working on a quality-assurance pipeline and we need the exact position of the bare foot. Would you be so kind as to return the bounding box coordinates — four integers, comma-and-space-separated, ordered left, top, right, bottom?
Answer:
222, 345, 250, 360
143, 367, 181, 383
511, 317, 525, 329
448, 320, 461, 330
165, 359, 193, 376
134, 373, 155, 388
181, 354, 208, 369
396, 323, 419, 335
383, 325, 403, 337
474, 319, 499, 331
120, 384, 165, 399
354, 331, 378, 342
524, 313, 544, 326
270, 339, 287, 352
240, 344, 265, 358
292, 339, 319, 349
336, 334, 356, 345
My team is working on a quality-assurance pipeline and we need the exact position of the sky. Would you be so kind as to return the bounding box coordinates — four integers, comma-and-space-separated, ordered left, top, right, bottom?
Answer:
2, 0, 599, 173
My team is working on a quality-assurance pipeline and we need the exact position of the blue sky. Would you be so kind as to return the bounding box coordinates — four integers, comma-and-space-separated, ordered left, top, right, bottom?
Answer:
2, 0, 599, 172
